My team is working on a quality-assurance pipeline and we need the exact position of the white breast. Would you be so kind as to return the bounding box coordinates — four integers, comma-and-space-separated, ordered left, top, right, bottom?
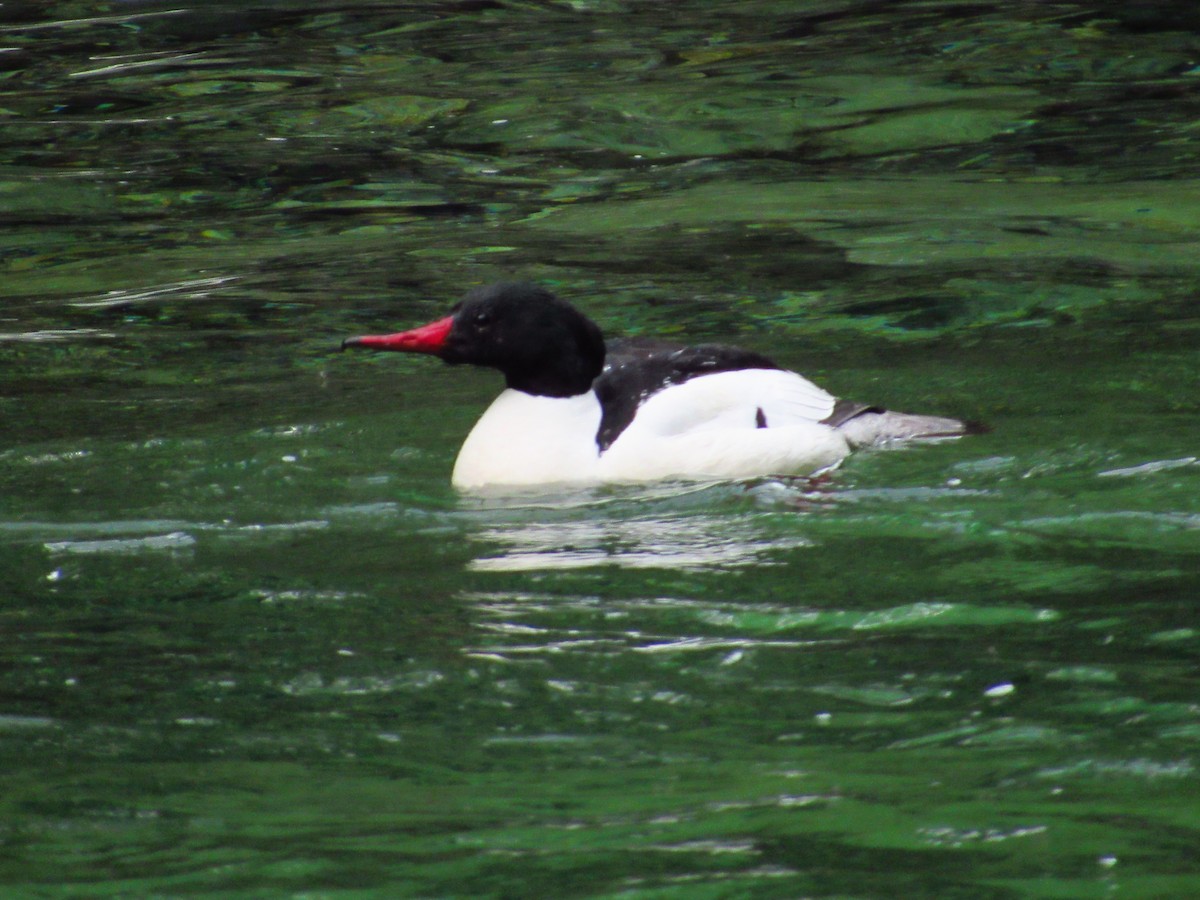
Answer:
451, 390, 602, 489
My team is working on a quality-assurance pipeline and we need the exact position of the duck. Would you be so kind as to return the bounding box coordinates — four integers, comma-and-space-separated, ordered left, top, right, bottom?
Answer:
342, 282, 974, 489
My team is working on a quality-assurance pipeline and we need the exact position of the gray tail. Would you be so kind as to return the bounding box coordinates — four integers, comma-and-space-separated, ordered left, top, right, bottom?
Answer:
823, 400, 985, 449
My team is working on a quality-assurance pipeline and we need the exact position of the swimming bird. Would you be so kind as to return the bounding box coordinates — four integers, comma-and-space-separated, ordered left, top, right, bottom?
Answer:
342, 282, 973, 489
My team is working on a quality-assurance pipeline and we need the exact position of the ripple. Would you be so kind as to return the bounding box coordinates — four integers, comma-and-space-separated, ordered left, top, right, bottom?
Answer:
0, 715, 58, 731
1097, 457, 1198, 478
0, 518, 190, 538
44, 531, 195, 555
1036, 758, 1194, 781
920, 824, 1048, 848
279, 669, 446, 697
0, 329, 116, 342
68, 275, 240, 309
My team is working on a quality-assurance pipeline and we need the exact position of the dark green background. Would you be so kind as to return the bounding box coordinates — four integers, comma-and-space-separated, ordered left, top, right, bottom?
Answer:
2, 1, 1198, 896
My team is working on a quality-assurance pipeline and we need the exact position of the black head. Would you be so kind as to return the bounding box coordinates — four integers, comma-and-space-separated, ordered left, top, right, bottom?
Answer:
446, 283, 606, 397
343, 282, 606, 398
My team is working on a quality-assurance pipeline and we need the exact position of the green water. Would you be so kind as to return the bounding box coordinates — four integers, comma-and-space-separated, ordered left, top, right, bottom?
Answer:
3, 1, 1199, 896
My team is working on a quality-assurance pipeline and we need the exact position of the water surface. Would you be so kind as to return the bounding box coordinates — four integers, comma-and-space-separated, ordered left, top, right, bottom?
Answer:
2, 1, 1199, 896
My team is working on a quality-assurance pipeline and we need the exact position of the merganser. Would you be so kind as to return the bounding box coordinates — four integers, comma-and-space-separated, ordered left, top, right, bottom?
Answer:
342, 282, 974, 489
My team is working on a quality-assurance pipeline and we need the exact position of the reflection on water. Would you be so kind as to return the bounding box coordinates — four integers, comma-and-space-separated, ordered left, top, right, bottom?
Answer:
461, 480, 822, 571
470, 513, 812, 571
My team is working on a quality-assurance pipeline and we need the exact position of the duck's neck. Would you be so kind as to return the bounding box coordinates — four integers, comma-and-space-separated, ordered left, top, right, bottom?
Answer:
501, 347, 605, 399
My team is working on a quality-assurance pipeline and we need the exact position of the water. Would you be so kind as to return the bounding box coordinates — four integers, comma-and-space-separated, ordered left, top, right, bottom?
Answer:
3, 1, 1199, 896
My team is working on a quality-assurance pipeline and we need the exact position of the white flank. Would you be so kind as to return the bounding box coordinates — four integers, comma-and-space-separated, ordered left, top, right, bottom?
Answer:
451, 369, 851, 489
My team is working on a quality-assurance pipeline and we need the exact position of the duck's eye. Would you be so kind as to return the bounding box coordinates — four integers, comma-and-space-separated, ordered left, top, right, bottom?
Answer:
473, 311, 492, 328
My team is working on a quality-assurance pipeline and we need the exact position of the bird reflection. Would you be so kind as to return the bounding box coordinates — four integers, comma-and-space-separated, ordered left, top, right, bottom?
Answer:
464, 480, 825, 572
